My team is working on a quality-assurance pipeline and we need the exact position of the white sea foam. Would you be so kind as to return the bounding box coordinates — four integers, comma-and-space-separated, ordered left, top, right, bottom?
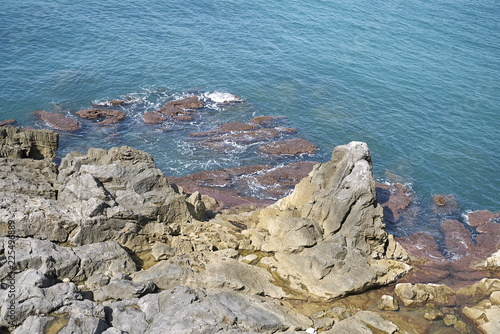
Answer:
203, 91, 242, 104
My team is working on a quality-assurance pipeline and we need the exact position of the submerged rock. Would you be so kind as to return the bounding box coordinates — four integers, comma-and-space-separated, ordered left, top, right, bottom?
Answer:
376, 183, 411, 223
0, 126, 58, 160
166, 161, 318, 209
248, 141, 410, 300
34, 110, 80, 131
76, 108, 126, 125
142, 111, 166, 124
0, 119, 17, 127
258, 138, 317, 155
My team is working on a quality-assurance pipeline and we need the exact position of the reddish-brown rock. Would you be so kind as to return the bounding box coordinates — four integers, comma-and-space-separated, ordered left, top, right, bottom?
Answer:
0, 119, 16, 127
109, 99, 125, 106
76, 108, 126, 125
432, 194, 459, 215
34, 110, 80, 131
196, 129, 281, 151
172, 114, 194, 122
142, 111, 167, 124
161, 96, 204, 111
258, 138, 317, 155
396, 232, 448, 268
468, 210, 500, 228
442, 219, 500, 272
250, 116, 274, 125
376, 183, 411, 222
219, 121, 258, 132
167, 161, 317, 209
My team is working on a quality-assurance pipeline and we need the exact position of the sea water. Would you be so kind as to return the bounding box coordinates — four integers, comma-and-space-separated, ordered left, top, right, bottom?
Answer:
1, 0, 499, 234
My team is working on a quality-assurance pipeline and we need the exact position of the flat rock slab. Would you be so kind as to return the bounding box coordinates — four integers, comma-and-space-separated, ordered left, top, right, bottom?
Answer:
76, 109, 126, 125
142, 111, 166, 124
258, 138, 317, 155
0, 119, 17, 127
34, 110, 80, 131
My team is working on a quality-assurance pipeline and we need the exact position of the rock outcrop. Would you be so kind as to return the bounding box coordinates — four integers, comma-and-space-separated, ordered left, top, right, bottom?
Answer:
258, 138, 317, 155
33, 110, 80, 131
0, 144, 205, 251
245, 141, 410, 300
142, 96, 204, 123
76, 109, 126, 125
0, 126, 58, 160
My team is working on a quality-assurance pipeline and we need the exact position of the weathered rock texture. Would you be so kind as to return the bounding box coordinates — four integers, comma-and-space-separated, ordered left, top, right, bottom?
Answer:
33, 110, 80, 131
0, 144, 205, 252
76, 109, 126, 125
0, 126, 58, 160
245, 141, 410, 300
166, 161, 318, 209
143, 96, 204, 123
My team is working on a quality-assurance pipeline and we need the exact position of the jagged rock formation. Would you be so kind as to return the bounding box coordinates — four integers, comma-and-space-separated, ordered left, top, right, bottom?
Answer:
245, 141, 410, 299
0, 126, 58, 160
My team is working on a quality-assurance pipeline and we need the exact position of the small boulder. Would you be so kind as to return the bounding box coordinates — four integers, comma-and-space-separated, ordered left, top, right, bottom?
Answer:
378, 295, 399, 311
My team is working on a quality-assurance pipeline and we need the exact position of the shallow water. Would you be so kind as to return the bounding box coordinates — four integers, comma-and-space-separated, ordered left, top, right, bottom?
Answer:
1, 0, 499, 230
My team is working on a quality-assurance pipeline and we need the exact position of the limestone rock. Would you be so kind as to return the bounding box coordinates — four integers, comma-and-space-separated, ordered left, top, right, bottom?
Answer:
0, 157, 57, 198
462, 299, 500, 334
323, 311, 399, 334
423, 305, 444, 320
0, 126, 58, 160
134, 286, 311, 333
34, 110, 80, 131
93, 279, 156, 302
251, 142, 410, 299
378, 295, 399, 311
0, 269, 83, 327
0, 238, 136, 282
16, 145, 206, 250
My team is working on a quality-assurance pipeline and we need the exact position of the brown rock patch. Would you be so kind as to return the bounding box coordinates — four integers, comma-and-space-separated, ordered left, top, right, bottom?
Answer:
142, 111, 167, 124
258, 138, 317, 155
76, 108, 126, 125
376, 183, 411, 222
34, 110, 80, 131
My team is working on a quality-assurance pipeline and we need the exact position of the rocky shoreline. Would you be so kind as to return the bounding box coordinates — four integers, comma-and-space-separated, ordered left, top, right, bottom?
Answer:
1, 123, 500, 333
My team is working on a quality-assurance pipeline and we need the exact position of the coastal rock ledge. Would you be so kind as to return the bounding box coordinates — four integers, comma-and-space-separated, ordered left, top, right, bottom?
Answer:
0, 128, 412, 333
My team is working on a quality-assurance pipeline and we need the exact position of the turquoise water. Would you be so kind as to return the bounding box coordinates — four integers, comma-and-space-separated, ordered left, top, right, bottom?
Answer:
1, 0, 499, 219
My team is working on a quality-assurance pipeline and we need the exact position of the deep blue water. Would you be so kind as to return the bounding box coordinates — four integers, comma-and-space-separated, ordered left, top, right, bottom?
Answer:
1, 0, 499, 229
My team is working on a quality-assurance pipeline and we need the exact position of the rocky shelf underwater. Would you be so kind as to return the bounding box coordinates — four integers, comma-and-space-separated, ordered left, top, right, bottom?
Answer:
0, 95, 500, 333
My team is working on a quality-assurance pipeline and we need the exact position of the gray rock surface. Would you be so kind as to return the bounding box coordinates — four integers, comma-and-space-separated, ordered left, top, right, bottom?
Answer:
0, 144, 205, 252
0, 238, 137, 282
247, 142, 410, 300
